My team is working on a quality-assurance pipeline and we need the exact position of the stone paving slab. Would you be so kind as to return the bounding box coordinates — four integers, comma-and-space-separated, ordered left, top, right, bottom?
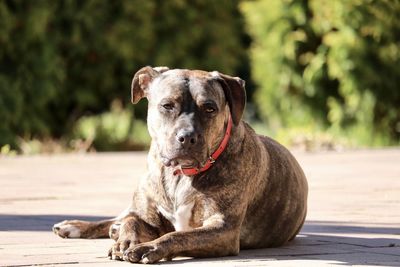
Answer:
0, 149, 399, 266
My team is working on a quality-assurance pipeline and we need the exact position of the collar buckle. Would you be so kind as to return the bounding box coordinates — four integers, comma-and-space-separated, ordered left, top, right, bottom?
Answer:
208, 156, 216, 164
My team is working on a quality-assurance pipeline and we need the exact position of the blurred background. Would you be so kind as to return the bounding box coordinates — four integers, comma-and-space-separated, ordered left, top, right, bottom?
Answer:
0, 0, 399, 155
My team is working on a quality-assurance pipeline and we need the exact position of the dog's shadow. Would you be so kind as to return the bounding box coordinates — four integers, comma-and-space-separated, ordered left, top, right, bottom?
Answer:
162, 221, 400, 266
0, 214, 112, 231
1, 215, 399, 266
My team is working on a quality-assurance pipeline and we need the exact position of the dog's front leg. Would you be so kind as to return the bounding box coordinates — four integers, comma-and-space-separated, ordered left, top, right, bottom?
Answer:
123, 217, 240, 264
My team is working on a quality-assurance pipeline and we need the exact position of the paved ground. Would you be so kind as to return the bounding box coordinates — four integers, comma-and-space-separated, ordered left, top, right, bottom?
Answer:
0, 149, 399, 266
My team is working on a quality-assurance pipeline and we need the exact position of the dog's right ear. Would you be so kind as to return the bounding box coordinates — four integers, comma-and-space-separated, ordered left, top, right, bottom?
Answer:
131, 66, 169, 104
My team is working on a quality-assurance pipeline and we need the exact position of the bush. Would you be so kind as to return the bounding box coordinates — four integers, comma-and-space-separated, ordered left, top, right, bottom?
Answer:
242, 0, 400, 146
0, 0, 249, 150
73, 100, 150, 151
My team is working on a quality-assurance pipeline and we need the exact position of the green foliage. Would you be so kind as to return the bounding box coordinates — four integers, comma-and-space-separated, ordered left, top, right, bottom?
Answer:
0, 0, 248, 150
1, 144, 17, 156
73, 100, 150, 151
242, 0, 400, 146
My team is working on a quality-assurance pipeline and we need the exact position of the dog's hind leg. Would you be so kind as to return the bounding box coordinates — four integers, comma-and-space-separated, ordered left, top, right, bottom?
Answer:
53, 218, 116, 239
52, 207, 131, 239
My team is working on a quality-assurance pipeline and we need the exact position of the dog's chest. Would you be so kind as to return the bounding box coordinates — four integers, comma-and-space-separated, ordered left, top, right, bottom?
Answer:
157, 175, 196, 231
158, 201, 194, 231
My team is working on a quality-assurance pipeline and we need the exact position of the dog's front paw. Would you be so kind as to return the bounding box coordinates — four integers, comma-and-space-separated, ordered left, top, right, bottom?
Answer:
52, 220, 84, 238
123, 242, 166, 264
108, 235, 139, 261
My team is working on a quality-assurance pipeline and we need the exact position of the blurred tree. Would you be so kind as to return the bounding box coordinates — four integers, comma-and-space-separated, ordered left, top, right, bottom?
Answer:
242, 0, 400, 146
0, 0, 249, 149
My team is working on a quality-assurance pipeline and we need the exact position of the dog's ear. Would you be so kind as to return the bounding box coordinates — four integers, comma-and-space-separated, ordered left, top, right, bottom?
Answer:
131, 66, 169, 104
213, 72, 246, 125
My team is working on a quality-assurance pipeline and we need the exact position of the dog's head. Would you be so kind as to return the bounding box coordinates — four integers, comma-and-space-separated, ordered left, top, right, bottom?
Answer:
131, 66, 246, 170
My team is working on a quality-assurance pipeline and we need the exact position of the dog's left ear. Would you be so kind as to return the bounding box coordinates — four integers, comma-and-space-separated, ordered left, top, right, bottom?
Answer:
213, 72, 246, 125
131, 66, 169, 104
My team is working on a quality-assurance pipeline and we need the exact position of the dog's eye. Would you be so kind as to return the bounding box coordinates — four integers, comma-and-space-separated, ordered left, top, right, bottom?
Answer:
205, 107, 216, 113
162, 103, 174, 111
202, 104, 217, 114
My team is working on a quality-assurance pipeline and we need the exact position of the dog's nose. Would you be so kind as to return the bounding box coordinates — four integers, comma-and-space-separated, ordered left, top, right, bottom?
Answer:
176, 130, 198, 148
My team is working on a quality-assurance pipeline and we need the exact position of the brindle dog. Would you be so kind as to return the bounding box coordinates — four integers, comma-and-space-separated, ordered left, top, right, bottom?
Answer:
53, 66, 308, 264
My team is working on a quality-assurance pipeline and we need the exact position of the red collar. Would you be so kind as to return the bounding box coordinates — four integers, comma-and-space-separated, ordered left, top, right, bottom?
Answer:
173, 115, 233, 176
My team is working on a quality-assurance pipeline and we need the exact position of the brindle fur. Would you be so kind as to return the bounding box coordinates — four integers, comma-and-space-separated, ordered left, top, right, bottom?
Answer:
53, 66, 308, 264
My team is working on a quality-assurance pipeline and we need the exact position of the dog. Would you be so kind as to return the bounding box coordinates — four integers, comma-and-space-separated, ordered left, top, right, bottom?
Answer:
53, 66, 308, 264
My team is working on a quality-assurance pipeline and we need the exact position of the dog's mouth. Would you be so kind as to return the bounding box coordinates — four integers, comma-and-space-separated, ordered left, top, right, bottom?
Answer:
161, 155, 201, 169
